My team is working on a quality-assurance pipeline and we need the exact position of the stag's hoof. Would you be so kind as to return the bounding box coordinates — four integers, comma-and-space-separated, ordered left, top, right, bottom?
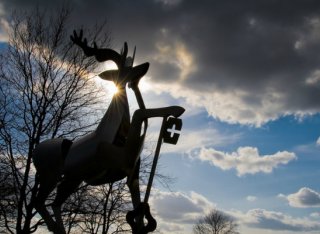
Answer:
52, 225, 66, 234
126, 202, 157, 234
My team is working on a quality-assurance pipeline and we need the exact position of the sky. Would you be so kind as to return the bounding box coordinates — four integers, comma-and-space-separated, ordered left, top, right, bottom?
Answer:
1, 0, 320, 233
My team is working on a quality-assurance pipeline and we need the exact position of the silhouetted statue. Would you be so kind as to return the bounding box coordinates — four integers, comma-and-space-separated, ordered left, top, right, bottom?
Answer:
32, 30, 184, 234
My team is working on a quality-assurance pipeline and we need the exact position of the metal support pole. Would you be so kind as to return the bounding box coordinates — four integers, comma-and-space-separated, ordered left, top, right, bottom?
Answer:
144, 117, 167, 204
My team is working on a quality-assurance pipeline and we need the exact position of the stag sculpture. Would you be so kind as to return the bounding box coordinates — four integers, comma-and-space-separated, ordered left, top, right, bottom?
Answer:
32, 30, 184, 234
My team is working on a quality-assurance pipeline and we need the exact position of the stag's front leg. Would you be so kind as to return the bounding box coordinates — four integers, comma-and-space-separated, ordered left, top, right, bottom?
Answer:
125, 106, 184, 233
126, 159, 145, 233
134, 106, 185, 121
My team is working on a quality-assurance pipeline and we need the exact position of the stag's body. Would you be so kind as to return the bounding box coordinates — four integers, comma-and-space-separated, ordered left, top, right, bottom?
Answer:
33, 63, 133, 234
32, 31, 184, 234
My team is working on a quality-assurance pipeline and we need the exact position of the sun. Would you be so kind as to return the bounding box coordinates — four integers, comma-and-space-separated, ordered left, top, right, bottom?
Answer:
95, 61, 151, 96
94, 76, 119, 96
107, 82, 119, 95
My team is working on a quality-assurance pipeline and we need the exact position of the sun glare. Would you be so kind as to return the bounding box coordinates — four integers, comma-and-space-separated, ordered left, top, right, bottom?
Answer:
107, 82, 119, 95
94, 76, 118, 97
94, 61, 152, 96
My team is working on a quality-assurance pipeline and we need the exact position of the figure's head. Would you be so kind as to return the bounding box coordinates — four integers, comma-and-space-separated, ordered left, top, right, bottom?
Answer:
70, 31, 149, 91
98, 62, 149, 90
97, 43, 149, 90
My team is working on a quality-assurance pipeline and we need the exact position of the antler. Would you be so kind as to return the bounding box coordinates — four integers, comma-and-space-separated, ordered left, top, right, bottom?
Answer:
71, 29, 123, 68
70, 30, 95, 56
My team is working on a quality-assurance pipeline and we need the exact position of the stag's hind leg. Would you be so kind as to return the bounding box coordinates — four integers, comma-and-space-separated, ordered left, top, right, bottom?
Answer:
51, 177, 82, 234
34, 174, 59, 233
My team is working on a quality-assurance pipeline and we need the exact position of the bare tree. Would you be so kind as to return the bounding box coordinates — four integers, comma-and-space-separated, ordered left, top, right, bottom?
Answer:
0, 157, 19, 232
193, 209, 239, 234
0, 6, 110, 233
0, 6, 173, 234
69, 182, 131, 234
59, 149, 171, 234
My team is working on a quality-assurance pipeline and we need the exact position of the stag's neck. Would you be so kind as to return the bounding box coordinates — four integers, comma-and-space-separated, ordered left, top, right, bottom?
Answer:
95, 88, 130, 142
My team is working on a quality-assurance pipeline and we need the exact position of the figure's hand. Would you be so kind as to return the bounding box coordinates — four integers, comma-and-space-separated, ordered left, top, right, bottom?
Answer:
70, 30, 97, 56
126, 202, 157, 234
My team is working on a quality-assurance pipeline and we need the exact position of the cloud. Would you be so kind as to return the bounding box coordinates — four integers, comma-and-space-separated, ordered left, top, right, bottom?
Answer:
231, 209, 320, 232
148, 190, 215, 233
0, 6, 9, 42
2, 0, 320, 126
142, 1, 320, 126
154, 39, 197, 81
280, 187, 320, 208
246, 196, 257, 202
150, 189, 320, 233
161, 126, 241, 154
149, 189, 320, 233
198, 146, 296, 176
316, 137, 320, 146
155, 0, 183, 7
310, 212, 320, 219
150, 190, 215, 223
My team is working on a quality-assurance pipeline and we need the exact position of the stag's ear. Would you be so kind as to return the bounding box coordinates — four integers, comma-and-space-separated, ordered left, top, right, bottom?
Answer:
120, 42, 128, 67
122, 42, 128, 57
128, 62, 150, 89
98, 70, 119, 81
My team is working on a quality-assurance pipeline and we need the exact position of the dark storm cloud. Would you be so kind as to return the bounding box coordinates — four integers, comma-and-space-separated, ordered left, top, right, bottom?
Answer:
2, 0, 320, 124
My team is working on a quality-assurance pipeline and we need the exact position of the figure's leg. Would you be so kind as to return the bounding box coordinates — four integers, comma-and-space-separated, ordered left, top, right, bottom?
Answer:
124, 106, 185, 185
126, 159, 145, 233
125, 106, 184, 232
34, 176, 58, 232
51, 178, 82, 234
127, 159, 141, 208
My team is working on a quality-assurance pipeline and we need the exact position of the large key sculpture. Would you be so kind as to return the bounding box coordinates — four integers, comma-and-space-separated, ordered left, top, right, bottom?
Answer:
32, 30, 184, 234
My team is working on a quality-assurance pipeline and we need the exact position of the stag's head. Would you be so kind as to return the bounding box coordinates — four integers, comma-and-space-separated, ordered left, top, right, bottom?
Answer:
71, 30, 149, 90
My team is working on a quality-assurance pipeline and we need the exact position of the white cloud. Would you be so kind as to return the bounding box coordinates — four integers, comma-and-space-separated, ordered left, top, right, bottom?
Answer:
0, 18, 9, 42
277, 193, 286, 199
149, 190, 215, 233
316, 137, 320, 146
161, 127, 241, 154
150, 190, 215, 222
204, 90, 286, 127
310, 212, 320, 219
154, 40, 197, 82
0, 3, 10, 42
152, 81, 308, 127
281, 187, 320, 208
246, 196, 257, 202
147, 12, 320, 127
198, 146, 296, 176
231, 209, 320, 232
305, 69, 320, 85
149, 189, 320, 233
